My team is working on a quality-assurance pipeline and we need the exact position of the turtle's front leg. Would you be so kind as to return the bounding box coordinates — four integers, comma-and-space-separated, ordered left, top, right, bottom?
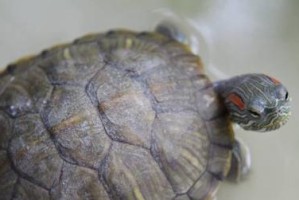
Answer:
226, 139, 251, 182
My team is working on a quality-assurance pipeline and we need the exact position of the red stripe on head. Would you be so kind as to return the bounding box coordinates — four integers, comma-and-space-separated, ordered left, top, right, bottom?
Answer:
228, 93, 245, 110
268, 76, 281, 85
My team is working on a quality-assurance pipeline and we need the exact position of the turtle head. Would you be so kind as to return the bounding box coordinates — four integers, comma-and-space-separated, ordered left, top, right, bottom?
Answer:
215, 74, 291, 131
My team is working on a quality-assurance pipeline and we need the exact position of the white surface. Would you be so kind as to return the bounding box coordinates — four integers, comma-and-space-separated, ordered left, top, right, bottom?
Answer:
0, 0, 298, 200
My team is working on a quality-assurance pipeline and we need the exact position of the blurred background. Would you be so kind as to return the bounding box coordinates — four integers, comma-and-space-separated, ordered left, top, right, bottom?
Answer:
0, 0, 298, 199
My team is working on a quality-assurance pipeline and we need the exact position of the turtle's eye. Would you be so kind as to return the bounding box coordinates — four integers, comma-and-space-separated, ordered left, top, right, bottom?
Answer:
285, 92, 289, 100
248, 109, 260, 118
276, 86, 288, 100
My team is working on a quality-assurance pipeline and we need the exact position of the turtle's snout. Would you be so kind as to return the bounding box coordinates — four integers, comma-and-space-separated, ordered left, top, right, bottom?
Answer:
279, 95, 291, 115
264, 99, 291, 131
278, 103, 291, 116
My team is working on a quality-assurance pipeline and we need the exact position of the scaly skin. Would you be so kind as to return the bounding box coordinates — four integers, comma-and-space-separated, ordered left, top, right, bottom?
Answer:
214, 73, 291, 131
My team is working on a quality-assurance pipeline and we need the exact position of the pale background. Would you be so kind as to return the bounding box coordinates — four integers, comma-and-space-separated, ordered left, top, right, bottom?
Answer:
0, 0, 298, 200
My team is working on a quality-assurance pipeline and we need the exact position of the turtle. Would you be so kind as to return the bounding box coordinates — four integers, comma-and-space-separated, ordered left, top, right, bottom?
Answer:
0, 21, 291, 200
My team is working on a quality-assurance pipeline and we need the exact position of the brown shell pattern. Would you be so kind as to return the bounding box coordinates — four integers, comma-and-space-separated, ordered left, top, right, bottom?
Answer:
0, 30, 234, 200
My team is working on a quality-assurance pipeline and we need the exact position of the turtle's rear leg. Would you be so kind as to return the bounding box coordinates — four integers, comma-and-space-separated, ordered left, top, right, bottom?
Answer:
226, 138, 251, 182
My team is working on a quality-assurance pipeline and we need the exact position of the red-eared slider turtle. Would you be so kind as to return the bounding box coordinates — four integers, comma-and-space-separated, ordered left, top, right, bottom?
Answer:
0, 22, 291, 200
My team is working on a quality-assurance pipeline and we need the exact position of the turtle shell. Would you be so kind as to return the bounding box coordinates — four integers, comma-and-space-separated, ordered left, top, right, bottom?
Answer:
0, 30, 234, 200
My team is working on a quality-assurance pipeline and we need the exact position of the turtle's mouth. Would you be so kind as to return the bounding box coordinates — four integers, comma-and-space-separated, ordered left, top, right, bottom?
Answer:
239, 104, 291, 132
261, 107, 291, 132
263, 115, 290, 131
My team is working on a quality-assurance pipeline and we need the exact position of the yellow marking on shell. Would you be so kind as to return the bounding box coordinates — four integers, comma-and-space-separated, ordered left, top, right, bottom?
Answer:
133, 187, 145, 200
13, 54, 36, 65
78, 33, 99, 40
227, 122, 235, 141
223, 151, 232, 176
125, 38, 133, 48
114, 155, 145, 200
51, 114, 84, 133
181, 148, 201, 169
49, 43, 69, 50
63, 48, 72, 60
